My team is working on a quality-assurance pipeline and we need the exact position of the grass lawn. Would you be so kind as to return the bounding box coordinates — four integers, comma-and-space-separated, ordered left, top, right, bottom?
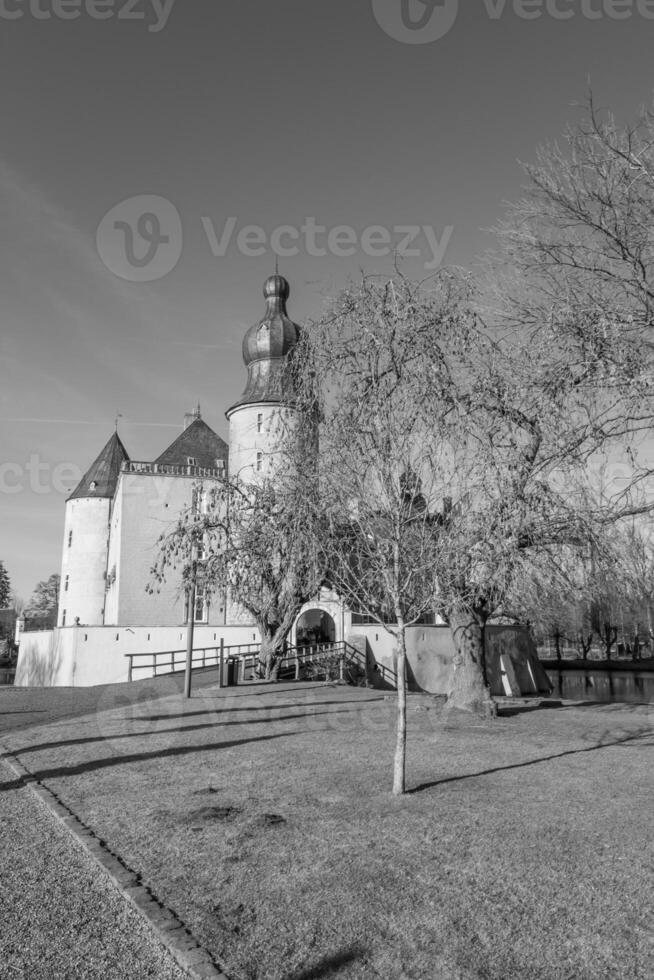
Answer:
2, 678, 653, 980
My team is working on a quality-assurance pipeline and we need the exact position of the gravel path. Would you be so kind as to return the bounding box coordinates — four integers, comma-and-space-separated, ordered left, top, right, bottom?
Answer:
0, 767, 191, 980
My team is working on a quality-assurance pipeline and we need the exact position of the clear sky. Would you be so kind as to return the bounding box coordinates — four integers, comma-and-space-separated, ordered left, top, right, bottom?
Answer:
1, 0, 653, 599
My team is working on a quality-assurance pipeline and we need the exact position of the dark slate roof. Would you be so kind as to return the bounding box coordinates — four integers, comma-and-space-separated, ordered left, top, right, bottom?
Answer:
155, 418, 228, 468
68, 432, 130, 501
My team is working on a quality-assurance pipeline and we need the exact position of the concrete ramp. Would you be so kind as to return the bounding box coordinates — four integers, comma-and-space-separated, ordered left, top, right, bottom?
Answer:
485, 626, 552, 696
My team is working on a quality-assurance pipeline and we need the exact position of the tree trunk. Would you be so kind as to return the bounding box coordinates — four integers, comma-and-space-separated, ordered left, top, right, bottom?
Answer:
446, 605, 496, 717
258, 631, 277, 680
392, 626, 407, 796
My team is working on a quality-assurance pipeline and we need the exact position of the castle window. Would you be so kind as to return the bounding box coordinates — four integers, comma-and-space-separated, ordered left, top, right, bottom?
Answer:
193, 587, 208, 623
61, 609, 66, 626
257, 413, 263, 433
256, 452, 263, 472
64, 575, 69, 592
68, 530, 73, 548
187, 456, 197, 466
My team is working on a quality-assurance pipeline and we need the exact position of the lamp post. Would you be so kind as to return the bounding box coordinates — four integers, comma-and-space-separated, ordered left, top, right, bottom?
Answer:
184, 555, 197, 699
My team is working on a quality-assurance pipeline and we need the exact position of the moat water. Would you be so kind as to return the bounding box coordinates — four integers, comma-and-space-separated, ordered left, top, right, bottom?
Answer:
544, 667, 654, 705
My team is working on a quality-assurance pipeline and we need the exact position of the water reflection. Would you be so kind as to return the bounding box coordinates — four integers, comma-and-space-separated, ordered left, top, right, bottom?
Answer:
545, 667, 654, 704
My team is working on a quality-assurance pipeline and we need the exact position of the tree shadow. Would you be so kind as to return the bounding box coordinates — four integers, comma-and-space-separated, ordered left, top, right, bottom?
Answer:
196, 682, 332, 698
409, 728, 654, 794
142, 697, 384, 722
498, 698, 654, 716
0, 710, 47, 716
4, 707, 358, 757
497, 700, 564, 716
0, 729, 301, 793
285, 946, 366, 979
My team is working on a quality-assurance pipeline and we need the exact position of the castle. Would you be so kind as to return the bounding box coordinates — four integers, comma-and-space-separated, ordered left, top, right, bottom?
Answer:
58, 273, 301, 631
16, 273, 550, 697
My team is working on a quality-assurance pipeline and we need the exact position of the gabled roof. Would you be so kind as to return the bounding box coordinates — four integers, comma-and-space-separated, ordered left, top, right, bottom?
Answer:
68, 432, 129, 501
155, 418, 228, 469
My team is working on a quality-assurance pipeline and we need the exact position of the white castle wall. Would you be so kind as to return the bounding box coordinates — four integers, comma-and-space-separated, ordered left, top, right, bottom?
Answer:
104, 471, 229, 627
228, 403, 297, 482
15, 622, 260, 687
58, 497, 111, 627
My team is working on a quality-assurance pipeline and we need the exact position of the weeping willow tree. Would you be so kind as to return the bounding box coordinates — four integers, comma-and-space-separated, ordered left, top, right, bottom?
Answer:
150, 472, 325, 680
289, 266, 652, 782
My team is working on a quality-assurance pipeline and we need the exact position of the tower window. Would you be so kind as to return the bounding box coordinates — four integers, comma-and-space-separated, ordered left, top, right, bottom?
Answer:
194, 588, 208, 623
256, 452, 263, 472
61, 610, 66, 626
68, 530, 73, 547
257, 413, 263, 433
64, 575, 69, 592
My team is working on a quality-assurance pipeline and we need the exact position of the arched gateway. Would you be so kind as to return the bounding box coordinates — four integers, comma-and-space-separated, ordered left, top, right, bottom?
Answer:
295, 608, 336, 648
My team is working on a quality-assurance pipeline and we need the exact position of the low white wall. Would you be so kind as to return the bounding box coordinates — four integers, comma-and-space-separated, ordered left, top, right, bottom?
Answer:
348, 624, 455, 692
15, 623, 260, 688
347, 623, 551, 696
14, 630, 77, 687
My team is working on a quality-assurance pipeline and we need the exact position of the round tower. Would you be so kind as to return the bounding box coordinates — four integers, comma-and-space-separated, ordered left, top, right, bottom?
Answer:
226, 274, 300, 481
58, 432, 128, 627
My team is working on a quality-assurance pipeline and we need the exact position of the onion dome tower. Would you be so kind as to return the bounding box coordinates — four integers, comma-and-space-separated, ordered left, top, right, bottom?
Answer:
226, 274, 300, 480
58, 431, 129, 627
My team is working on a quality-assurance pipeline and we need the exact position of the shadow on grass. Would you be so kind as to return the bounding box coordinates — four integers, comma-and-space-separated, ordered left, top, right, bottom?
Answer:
500, 699, 654, 715
142, 697, 385, 722
409, 728, 654, 794
0, 710, 47, 716
286, 946, 366, 980
3, 707, 359, 757
0, 729, 302, 793
497, 701, 563, 716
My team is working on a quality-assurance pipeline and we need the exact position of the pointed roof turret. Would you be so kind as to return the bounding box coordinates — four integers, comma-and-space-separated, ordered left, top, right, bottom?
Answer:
155, 416, 228, 469
227, 274, 301, 414
68, 432, 129, 501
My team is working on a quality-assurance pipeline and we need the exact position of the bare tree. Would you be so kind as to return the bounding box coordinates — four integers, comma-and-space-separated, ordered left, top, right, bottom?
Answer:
291, 272, 498, 793
151, 474, 325, 680
292, 269, 652, 746
11, 593, 26, 617
487, 94, 654, 455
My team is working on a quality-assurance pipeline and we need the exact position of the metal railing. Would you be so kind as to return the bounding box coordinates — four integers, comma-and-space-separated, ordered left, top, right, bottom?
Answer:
124, 638, 399, 689
277, 640, 398, 688
124, 642, 260, 682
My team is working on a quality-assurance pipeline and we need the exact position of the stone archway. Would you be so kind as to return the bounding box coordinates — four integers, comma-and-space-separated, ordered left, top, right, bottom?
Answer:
295, 608, 336, 648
